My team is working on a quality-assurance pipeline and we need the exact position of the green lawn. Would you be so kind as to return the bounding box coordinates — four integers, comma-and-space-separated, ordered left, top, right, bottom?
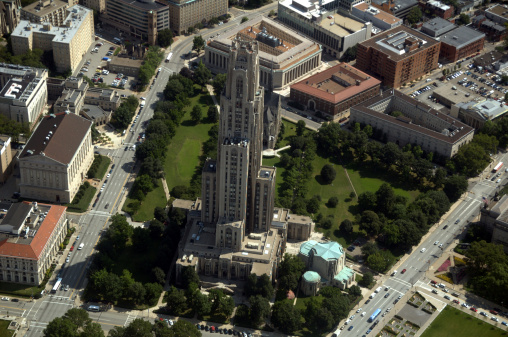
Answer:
294, 295, 323, 312
0, 320, 14, 337
0, 281, 45, 299
65, 184, 96, 213
263, 120, 419, 246
123, 180, 167, 222
421, 306, 508, 337
164, 91, 214, 194
94, 155, 111, 180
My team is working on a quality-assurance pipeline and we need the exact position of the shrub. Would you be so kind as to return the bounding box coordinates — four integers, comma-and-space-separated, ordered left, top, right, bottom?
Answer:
327, 196, 339, 208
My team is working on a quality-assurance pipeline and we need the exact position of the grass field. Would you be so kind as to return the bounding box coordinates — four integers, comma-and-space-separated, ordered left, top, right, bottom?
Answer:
263, 120, 419, 246
65, 184, 96, 213
164, 90, 214, 194
0, 281, 45, 298
0, 320, 13, 337
94, 155, 111, 180
123, 180, 167, 222
421, 306, 508, 337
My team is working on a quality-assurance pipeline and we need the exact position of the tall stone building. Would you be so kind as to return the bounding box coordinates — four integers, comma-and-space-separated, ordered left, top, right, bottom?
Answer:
176, 40, 284, 281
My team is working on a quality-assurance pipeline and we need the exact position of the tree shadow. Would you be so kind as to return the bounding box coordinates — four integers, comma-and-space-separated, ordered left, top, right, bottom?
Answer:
181, 120, 197, 127
199, 95, 213, 106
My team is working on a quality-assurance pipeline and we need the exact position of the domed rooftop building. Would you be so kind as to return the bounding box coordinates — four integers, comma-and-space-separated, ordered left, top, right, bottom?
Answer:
301, 271, 321, 296
298, 240, 355, 290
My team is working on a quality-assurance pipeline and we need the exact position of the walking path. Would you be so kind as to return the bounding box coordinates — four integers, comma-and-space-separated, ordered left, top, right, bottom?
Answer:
262, 145, 291, 157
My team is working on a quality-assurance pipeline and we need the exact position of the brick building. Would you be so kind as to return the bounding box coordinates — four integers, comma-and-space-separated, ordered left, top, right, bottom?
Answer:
439, 26, 485, 62
473, 15, 507, 42
290, 63, 381, 121
422, 0, 454, 19
356, 26, 440, 88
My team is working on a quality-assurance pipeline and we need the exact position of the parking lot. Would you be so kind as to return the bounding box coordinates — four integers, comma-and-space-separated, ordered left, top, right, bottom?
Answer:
72, 38, 137, 91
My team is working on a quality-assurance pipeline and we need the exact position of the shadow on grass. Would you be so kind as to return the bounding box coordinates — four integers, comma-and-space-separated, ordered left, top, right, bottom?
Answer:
181, 120, 198, 127
344, 161, 419, 192
199, 94, 213, 105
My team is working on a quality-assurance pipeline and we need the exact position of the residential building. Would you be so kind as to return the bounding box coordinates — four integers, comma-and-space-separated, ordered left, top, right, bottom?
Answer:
350, 90, 474, 158
484, 4, 508, 25
299, 240, 355, 295
84, 88, 121, 111
473, 15, 506, 42
20, 0, 68, 26
421, 17, 456, 37
278, 0, 371, 58
455, 0, 473, 14
438, 26, 484, 62
0, 0, 22, 35
18, 112, 94, 203
163, 0, 227, 35
0, 135, 13, 184
82, 0, 106, 13
205, 17, 322, 90
356, 26, 440, 88
0, 66, 48, 128
0, 202, 67, 285
452, 97, 508, 129
371, 0, 419, 19
54, 76, 88, 115
290, 63, 381, 120
176, 40, 284, 282
352, 2, 402, 32
11, 5, 94, 73
107, 57, 143, 77
103, 0, 169, 45
480, 195, 508, 254
423, 0, 454, 19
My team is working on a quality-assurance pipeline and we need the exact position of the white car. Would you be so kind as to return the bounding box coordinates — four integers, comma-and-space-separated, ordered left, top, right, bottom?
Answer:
439, 243, 443, 248
434, 241, 439, 245
107, 173, 111, 178
140, 97, 146, 100
66, 257, 70, 263
492, 317, 499, 322
1, 297, 9, 301
345, 319, 351, 325
356, 308, 362, 313
421, 248, 426, 253
361, 312, 367, 317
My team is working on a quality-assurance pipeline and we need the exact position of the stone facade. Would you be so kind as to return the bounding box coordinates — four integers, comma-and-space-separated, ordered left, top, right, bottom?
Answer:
164, 0, 227, 35
0, 135, 12, 184
21, 0, 68, 26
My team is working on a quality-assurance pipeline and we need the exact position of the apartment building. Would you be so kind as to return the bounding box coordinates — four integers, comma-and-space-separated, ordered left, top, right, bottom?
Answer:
0, 66, 48, 128
278, 0, 371, 58
0, 0, 22, 35
352, 2, 402, 32
484, 4, 508, 25
205, 17, 322, 90
103, 0, 169, 45
356, 26, 440, 88
54, 76, 88, 114
20, 0, 68, 26
0, 202, 67, 285
290, 63, 381, 121
163, 0, 227, 35
439, 26, 485, 63
423, 0, 454, 19
350, 90, 474, 158
473, 15, 507, 42
82, 0, 105, 13
18, 112, 94, 203
0, 135, 12, 184
11, 5, 94, 73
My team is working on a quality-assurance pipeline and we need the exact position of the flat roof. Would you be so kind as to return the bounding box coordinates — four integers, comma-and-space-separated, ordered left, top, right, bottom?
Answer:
279, 0, 335, 20
353, 2, 402, 25
108, 0, 168, 11
421, 17, 456, 36
433, 85, 479, 105
21, 0, 68, 17
439, 26, 485, 49
457, 97, 508, 121
109, 57, 143, 68
428, 0, 450, 10
372, 0, 417, 10
359, 25, 440, 62
291, 63, 380, 103
486, 4, 508, 20
319, 13, 365, 37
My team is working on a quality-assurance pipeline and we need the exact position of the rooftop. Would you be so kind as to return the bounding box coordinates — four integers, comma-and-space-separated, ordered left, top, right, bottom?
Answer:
318, 13, 366, 37
19, 112, 92, 165
279, 0, 336, 20
109, 57, 143, 68
473, 50, 504, 67
427, 0, 450, 11
421, 17, 456, 37
80, 104, 111, 121
299, 240, 345, 261
106, 0, 168, 11
291, 63, 381, 104
303, 270, 321, 283
486, 4, 508, 20
359, 26, 440, 61
439, 26, 485, 49
0, 202, 66, 260
456, 97, 508, 121
372, 0, 418, 11
433, 84, 479, 105
0, 74, 36, 100
21, 0, 68, 17
12, 5, 92, 45
353, 2, 402, 25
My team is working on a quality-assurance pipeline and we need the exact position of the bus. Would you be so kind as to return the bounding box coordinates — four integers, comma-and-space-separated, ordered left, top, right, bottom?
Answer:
368, 309, 381, 323
51, 277, 63, 293
493, 162, 503, 173
165, 52, 173, 63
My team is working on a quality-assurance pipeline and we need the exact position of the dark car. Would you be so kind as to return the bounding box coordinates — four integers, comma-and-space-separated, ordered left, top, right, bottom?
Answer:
443, 225, 448, 229
401, 269, 406, 274
204, 326, 209, 331
384, 293, 390, 298
490, 310, 499, 315
348, 326, 354, 331
11, 298, 19, 302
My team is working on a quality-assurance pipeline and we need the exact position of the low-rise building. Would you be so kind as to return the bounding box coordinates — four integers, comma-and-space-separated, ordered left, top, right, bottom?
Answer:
455, 0, 473, 14
278, 0, 371, 58
356, 25, 440, 89
205, 17, 322, 90
474, 16, 507, 42
18, 112, 94, 203
103, 0, 169, 45
20, 0, 68, 26
54, 76, 88, 115
438, 26, 485, 62
432, 84, 479, 108
484, 4, 508, 25
352, 2, 402, 32
11, 5, 94, 73
290, 63, 381, 120
107, 57, 143, 77
423, 0, 454, 19
0, 135, 13, 184
0, 66, 48, 128
0, 0, 22, 35
371, 0, 419, 19
0, 202, 67, 285
350, 89, 474, 158
164, 0, 227, 35
80, 104, 111, 126
271, 208, 315, 241
84, 88, 121, 111
421, 17, 456, 37
452, 97, 508, 129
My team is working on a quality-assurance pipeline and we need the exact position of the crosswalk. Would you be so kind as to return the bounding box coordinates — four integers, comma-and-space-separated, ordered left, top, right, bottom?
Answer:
124, 311, 138, 326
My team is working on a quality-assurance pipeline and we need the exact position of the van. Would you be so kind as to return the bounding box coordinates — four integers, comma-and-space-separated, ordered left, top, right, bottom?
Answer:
332, 329, 341, 337
370, 292, 376, 299
375, 287, 382, 293
78, 243, 84, 250
88, 305, 100, 312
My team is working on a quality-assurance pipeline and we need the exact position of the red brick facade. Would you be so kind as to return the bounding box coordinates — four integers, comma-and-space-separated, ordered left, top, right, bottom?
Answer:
440, 36, 485, 62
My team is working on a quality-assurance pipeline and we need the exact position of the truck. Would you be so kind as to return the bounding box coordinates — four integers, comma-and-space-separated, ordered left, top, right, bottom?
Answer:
493, 162, 503, 173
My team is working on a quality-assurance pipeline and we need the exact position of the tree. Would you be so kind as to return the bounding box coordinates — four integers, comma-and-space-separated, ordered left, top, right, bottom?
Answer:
359, 271, 373, 287
158, 28, 173, 47
271, 300, 302, 334
171, 320, 202, 337
407, 7, 422, 24
241, 17, 249, 23
327, 196, 339, 208
340, 44, 358, 62
64, 308, 91, 328
144, 282, 163, 305
348, 285, 362, 297
79, 322, 104, 337
320, 164, 336, 184
181, 266, 200, 285
123, 319, 153, 337
192, 35, 205, 54
367, 252, 389, 272
443, 175, 468, 202
359, 210, 383, 236
458, 13, 470, 25
361, 242, 379, 257
193, 61, 212, 89
296, 120, 306, 136
212, 73, 227, 96
191, 105, 202, 124
165, 286, 188, 315
375, 183, 395, 216
152, 267, 166, 285
339, 219, 353, 234
357, 191, 377, 212
128, 282, 146, 305
249, 295, 271, 326
187, 26, 195, 34
207, 105, 219, 123
192, 291, 212, 317
43, 317, 77, 337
